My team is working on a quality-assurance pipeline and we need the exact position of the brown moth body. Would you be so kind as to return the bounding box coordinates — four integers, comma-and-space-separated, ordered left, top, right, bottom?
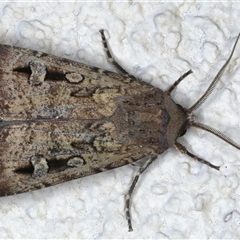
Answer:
0, 44, 186, 195
0, 30, 239, 231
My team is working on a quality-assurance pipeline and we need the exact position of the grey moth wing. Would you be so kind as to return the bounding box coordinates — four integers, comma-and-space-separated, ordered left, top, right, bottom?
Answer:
0, 44, 186, 196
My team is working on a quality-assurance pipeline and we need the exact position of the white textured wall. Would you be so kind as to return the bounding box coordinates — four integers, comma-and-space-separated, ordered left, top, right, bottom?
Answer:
0, 2, 240, 239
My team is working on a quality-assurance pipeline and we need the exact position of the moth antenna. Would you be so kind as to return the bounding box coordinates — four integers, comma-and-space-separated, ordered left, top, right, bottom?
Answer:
189, 33, 240, 112
191, 122, 240, 150
183, 34, 240, 156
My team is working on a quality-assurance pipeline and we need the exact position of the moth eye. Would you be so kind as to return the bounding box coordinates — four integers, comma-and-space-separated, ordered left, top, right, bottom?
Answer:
179, 129, 187, 137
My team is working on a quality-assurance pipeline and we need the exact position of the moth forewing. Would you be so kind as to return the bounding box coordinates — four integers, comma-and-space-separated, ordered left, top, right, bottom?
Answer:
0, 42, 186, 197
1, 31, 240, 232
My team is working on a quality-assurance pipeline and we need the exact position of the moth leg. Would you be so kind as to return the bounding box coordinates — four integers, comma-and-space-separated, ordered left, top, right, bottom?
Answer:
167, 69, 193, 94
99, 29, 133, 77
174, 142, 220, 170
126, 154, 158, 232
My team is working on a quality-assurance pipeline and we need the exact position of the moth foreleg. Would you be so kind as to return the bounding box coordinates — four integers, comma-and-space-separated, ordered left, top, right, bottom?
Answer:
99, 29, 134, 78
174, 142, 220, 170
167, 69, 193, 94
125, 154, 158, 231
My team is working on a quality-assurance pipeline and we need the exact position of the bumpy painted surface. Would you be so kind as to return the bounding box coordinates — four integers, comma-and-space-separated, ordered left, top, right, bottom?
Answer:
0, 2, 239, 239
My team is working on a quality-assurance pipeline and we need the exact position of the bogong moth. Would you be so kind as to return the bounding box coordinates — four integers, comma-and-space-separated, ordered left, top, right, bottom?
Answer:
0, 30, 239, 231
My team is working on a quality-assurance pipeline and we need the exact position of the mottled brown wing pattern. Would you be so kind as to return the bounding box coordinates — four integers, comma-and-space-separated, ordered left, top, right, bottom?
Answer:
0, 44, 185, 196
1, 30, 238, 232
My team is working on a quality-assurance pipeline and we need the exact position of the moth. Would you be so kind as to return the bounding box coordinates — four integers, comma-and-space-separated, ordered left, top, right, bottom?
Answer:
0, 30, 239, 231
